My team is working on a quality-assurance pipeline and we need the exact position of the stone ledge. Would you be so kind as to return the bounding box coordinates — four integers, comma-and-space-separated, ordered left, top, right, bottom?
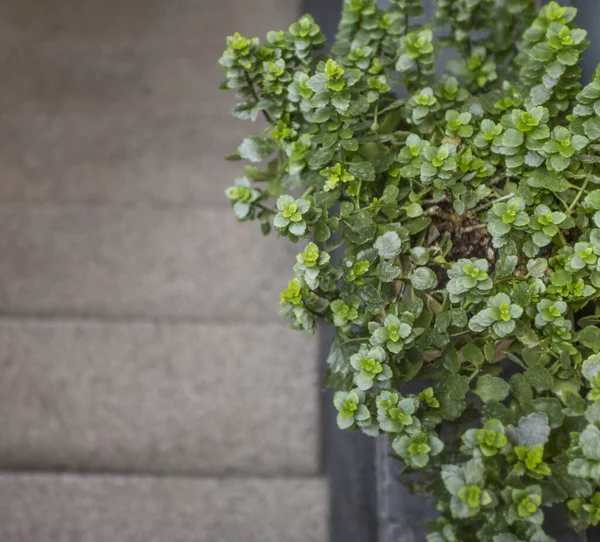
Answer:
0, 473, 328, 542
0, 319, 320, 474
0, 204, 297, 321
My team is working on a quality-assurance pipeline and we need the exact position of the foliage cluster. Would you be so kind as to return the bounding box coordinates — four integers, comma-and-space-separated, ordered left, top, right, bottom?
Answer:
220, 1, 600, 539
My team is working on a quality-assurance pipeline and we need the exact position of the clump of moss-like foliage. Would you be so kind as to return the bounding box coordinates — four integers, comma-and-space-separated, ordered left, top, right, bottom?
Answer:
220, 1, 600, 539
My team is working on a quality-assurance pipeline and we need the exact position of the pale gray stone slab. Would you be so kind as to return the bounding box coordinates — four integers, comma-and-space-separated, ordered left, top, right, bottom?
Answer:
0, 319, 319, 474
0, 112, 250, 204
0, 205, 297, 320
1, 43, 235, 115
0, 473, 328, 542
0, 0, 299, 45
0, 0, 297, 204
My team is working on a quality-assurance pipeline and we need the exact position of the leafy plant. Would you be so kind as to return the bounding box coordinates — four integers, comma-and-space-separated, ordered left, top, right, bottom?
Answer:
220, 1, 600, 539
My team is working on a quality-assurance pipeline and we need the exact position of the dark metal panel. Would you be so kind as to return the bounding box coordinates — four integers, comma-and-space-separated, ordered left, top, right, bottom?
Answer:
574, 0, 600, 84
303, 0, 343, 48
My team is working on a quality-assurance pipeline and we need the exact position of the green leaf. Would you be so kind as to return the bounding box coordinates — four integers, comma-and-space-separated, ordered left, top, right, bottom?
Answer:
410, 267, 438, 291
503, 129, 524, 147
530, 85, 552, 106
308, 147, 335, 169
442, 346, 460, 374
405, 216, 432, 234
580, 326, 600, 353
405, 202, 424, 218
348, 161, 376, 182
374, 231, 402, 259
524, 366, 554, 391
462, 344, 484, 366
324, 336, 353, 391
514, 413, 550, 446
494, 255, 518, 277
583, 354, 600, 382
531, 398, 564, 427
447, 374, 470, 401
510, 373, 533, 405
410, 246, 429, 266
527, 169, 573, 193
585, 189, 600, 210
474, 375, 509, 403
584, 117, 600, 140
314, 221, 331, 242
527, 258, 548, 278
483, 401, 515, 425
238, 135, 277, 163
377, 261, 401, 282
343, 211, 377, 245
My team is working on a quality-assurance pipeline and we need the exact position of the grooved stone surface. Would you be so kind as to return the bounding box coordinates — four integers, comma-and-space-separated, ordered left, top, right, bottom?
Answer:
0, 112, 248, 204
2, 44, 234, 115
0, 205, 296, 320
0, 474, 328, 542
0, 320, 319, 474
1, 0, 297, 45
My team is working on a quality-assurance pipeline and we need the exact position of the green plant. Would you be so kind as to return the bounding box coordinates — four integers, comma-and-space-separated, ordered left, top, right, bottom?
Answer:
220, 1, 600, 539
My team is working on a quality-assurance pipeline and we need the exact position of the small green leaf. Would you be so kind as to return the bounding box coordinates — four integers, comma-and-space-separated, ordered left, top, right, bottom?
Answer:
580, 326, 600, 353
585, 190, 600, 210
405, 202, 424, 218
377, 261, 401, 282
462, 344, 484, 366
238, 135, 277, 163
514, 413, 550, 446
531, 398, 564, 427
494, 255, 518, 277
527, 169, 573, 193
343, 210, 377, 245
474, 375, 510, 403
410, 267, 438, 291
348, 161, 376, 182
510, 373, 533, 405
524, 366, 554, 392
374, 231, 402, 258
308, 147, 335, 169
447, 374, 470, 401
442, 346, 460, 374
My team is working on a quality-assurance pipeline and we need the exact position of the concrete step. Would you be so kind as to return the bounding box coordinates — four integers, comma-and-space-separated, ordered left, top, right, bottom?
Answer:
1, 0, 298, 46
0, 319, 319, 474
0, 204, 297, 321
0, 112, 248, 204
1, 43, 233, 115
0, 473, 328, 542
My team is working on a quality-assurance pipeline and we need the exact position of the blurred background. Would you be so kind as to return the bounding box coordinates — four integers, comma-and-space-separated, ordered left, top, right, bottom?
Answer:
0, 0, 329, 540
1, 0, 600, 541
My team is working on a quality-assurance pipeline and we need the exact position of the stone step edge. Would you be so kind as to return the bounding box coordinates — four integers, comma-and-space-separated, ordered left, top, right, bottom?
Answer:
0, 470, 325, 483
0, 200, 236, 211
0, 313, 293, 328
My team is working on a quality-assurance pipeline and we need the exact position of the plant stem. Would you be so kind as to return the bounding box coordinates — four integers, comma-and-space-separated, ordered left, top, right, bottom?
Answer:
301, 186, 315, 199
257, 203, 276, 214
473, 193, 515, 213
567, 175, 590, 213
244, 72, 274, 124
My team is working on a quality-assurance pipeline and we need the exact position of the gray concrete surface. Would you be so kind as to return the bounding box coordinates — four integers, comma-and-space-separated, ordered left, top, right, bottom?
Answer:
0, 320, 319, 474
0, 0, 327, 538
0, 112, 248, 203
0, 473, 328, 542
0, 0, 295, 44
0, 205, 297, 320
